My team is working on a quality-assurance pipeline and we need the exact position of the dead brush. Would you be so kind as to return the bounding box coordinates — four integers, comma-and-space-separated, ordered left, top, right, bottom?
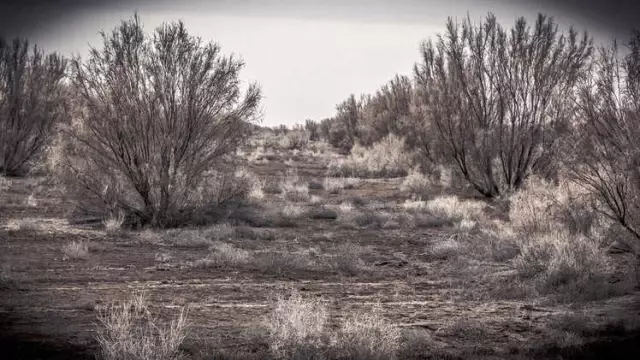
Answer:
96, 291, 188, 360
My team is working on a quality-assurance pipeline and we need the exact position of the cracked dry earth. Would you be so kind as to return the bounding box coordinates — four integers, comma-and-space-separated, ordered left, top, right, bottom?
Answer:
1, 159, 640, 359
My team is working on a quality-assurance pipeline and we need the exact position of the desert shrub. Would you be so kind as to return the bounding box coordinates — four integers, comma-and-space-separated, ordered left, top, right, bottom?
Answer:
569, 33, 640, 254
279, 129, 309, 150
191, 241, 252, 268
514, 230, 614, 298
327, 134, 411, 178
305, 119, 320, 141
61, 15, 260, 228
96, 292, 188, 360
323, 177, 360, 194
264, 291, 328, 359
400, 167, 433, 199
509, 177, 599, 237
280, 169, 310, 202
0, 37, 68, 176
331, 305, 401, 360
414, 13, 592, 197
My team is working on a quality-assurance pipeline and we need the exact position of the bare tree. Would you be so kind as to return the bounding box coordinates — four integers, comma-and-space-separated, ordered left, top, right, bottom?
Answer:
0, 38, 67, 176
570, 33, 640, 246
63, 15, 261, 227
414, 13, 592, 197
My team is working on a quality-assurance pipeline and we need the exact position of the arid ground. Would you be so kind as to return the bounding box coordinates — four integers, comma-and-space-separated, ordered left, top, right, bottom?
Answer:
1, 133, 639, 359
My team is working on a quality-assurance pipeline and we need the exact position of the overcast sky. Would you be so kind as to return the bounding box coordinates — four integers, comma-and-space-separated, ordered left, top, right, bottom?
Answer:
1, 0, 638, 126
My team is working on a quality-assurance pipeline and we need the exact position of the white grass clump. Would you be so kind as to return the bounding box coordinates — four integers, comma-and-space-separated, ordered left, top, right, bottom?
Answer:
103, 212, 125, 234
280, 169, 310, 202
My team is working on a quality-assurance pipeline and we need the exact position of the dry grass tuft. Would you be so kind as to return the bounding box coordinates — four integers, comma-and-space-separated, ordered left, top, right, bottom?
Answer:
96, 291, 188, 360
62, 240, 89, 260
103, 212, 125, 235
424, 196, 485, 223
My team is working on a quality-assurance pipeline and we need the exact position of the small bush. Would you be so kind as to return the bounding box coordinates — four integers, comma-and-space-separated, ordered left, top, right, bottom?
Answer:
264, 291, 328, 359
280, 169, 310, 202
514, 230, 613, 298
279, 130, 309, 150
96, 292, 188, 360
103, 213, 125, 235
323, 177, 361, 194
331, 304, 401, 360
400, 167, 433, 198
327, 134, 411, 178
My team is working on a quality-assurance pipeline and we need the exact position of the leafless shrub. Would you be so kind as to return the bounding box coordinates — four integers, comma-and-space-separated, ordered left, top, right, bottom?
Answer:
61, 15, 260, 228
62, 240, 89, 260
96, 291, 188, 360
0, 37, 68, 176
279, 129, 309, 150
6, 218, 41, 231
323, 176, 361, 194
414, 13, 592, 197
569, 33, 640, 256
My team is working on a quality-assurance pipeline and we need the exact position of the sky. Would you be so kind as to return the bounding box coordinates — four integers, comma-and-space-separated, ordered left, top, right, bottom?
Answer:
1, 0, 638, 126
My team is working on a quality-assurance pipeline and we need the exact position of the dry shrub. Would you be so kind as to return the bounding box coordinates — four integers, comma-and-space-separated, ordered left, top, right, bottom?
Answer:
5, 218, 41, 231
514, 230, 615, 299
280, 169, 310, 202
400, 167, 433, 199
62, 16, 260, 228
96, 291, 188, 360
191, 242, 251, 269
61, 240, 89, 260
331, 305, 401, 360
328, 243, 368, 276
264, 291, 328, 359
279, 130, 309, 150
327, 134, 411, 178
323, 177, 360, 194
509, 177, 599, 236
264, 293, 400, 360
0, 38, 68, 176
0, 176, 9, 193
